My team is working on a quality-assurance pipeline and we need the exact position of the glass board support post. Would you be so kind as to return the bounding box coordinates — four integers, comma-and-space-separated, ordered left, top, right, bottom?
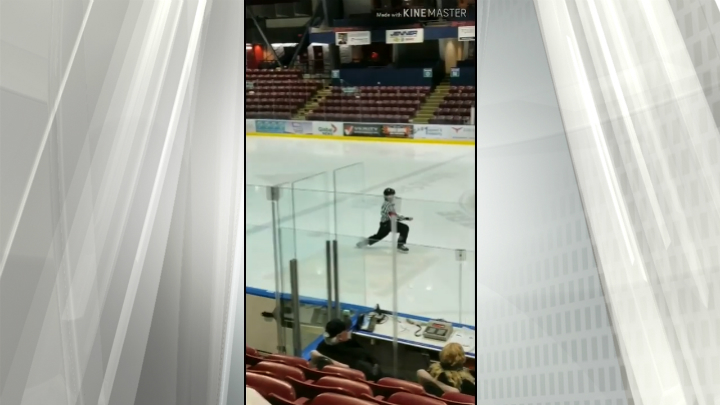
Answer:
332, 240, 341, 319
456, 249, 467, 322
268, 186, 287, 354
326, 241, 333, 318
289, 259, 303, 356
391, 217, 399, 377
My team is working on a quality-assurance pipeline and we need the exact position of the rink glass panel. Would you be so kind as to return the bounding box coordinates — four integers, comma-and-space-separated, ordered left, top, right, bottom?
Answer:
333, 163, 368, 307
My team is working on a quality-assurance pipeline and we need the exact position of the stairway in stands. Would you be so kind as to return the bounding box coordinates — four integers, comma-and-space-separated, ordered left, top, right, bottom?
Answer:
293, 85, 332, 120
413, 78, 450, 124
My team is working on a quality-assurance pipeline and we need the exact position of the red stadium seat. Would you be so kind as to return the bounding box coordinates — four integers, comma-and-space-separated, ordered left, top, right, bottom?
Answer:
245, 372, 299, 403
246, 346, 264, 366
366, 378, 424, 397
441, 392, 475, 404
321, 366, 366, 381
267, 354, 310, 368
386, 392, 445, 405
289, 377, 352, 399
311, 393, 375, 405
315, 376, 373, 397
251, 361, 306, 381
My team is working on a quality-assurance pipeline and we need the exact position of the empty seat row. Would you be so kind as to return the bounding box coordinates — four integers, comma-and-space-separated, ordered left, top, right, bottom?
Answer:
449, 86, 476, 93
325, 94, 426, 101
246, 80, 322, 85
331, 86, 431, 93
443, 93, 475, 100
247, 105, 298, 112
246, 92, 313, 98
434, 108, 473, 116
439, 100, 475, 107
246, 111, 293, 119
429, 116, 470, 125
321, 100, 421, 107
249, 373, 457, 405
250, 85, 319, 91
306, 113, 412, 123
247, 74, 302, 80
248, 359, 418, 401
246, 70, 302, 76
247, 98, 307, 105
246, 68, 303, 73
313, 107, 416, 114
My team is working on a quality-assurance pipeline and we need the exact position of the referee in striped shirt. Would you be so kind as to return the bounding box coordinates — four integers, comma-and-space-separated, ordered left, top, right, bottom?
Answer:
356, 188, 412, 253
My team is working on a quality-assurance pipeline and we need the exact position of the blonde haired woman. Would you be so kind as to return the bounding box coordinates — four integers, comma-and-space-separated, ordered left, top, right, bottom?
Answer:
417, 343, 476, 396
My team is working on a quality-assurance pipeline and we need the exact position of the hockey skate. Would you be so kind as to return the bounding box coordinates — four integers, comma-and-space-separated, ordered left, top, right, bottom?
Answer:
397, 244, 409, 253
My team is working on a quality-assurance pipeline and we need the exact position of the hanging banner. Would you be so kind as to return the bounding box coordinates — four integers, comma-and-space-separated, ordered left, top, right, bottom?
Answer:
386, 28, 424, 44
336, 31, 371, 45
458, 26, 476, 41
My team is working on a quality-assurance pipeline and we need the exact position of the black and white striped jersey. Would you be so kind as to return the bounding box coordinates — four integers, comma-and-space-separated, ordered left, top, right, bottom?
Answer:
380, 200, 397, 222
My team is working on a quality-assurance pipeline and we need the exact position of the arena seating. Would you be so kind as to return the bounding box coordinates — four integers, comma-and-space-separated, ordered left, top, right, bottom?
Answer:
245, 69, 322, 119
307, 86, 430, 123
441, 392, 475, 405
430, 86, 476, 125
246, 372, 300, 404
244, 345, 473, 405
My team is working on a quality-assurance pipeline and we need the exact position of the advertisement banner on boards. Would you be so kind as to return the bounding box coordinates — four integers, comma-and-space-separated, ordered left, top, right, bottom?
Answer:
381, 124, 412, 138
336, 31, 371, 45
343, 123, 383, 137
246, 119, 256, 133
412, 125, 445, 140
444, 125, 475, 140
343, 123, 413, 138
458, 26, 476, 41
313, 121, 343, 136
386, 28, 424, 44
255, 120, 313, 135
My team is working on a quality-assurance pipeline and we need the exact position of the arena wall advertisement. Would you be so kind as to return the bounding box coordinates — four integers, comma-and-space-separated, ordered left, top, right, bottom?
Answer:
335, 31, 371, 46
343, 123, 413, 138
458, 26, 475, 41
312, 121, 343, 136
255, 119, 313, 135
246, 119, 474, 142
385, 28, 424, 44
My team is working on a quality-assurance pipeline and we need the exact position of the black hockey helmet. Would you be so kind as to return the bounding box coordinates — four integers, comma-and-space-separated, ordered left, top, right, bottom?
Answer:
383, 188, 396, 197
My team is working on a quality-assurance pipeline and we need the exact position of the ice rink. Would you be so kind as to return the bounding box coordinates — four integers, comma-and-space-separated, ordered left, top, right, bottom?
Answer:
246, 136, 476, 325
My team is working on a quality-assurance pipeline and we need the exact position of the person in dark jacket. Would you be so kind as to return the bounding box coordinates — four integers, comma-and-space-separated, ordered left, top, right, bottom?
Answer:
316, 319, 384, 381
